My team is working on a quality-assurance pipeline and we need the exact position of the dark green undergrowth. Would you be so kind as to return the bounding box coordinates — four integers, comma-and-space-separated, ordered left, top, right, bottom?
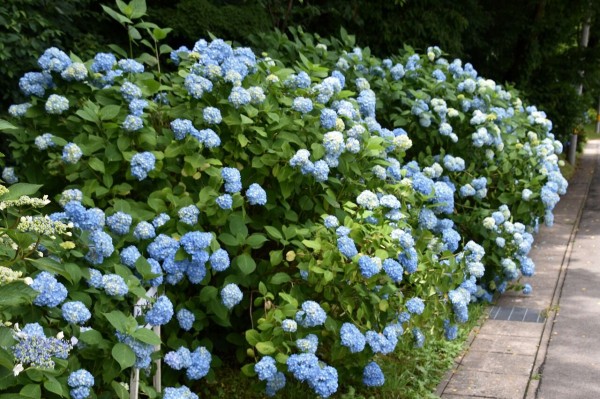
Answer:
200, 304, 485, 399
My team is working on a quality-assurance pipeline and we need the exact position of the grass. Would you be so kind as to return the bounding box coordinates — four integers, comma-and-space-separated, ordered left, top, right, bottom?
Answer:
199, 304, 487, 399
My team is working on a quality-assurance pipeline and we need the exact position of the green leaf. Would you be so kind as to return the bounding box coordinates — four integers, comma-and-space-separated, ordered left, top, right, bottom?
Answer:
278, 292, 298, 307
100, 105, 122, 121
88, 157, 105, 173
245, 329, 261, 346
0, 119, 18, 131
199, 286, 218, 302
255, 341, 276, 355
0, 282, 36, 307
219, 233, 239, 247
269, 272, 291, 285
258, 282, 268, 295
132, 328, 161, 346
270, 250, 283, 266
111, 381, 130, 399
103, 311, 131, 333
130, 0, 147, 18
264, 226, 283, 240
79, 329, 103, 346
241, 363, 255, 377
112, 343, 136, 370
0, 183, 42, 200
134, 256, 155, 280
20, 384, 40, 399
246, 234, 269, 248
101, 4, 133, 24
30, 258, 72, 282
43, 377, 64, 397
0, 348, 13, 370
152, 27, 172, 41
235, 253, 256, 275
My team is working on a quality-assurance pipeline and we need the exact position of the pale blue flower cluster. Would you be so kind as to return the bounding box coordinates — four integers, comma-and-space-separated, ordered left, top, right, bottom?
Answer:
32, 271, 68, 307
62, 142, 83, 164
106, 211, 132, 235
340, 322, 366, 353
221, 283, 243, 309
145, 295, 174, 326
295, 300, 327, 327
246, 183, 267, 205
1, 167, 18, 184
62, 301, 91, 325
116, 331, 154, 368
68, 369, 94, 399
163, 386, 198, 399
12, 326, 72, 368
45, 94, 69, 114
363, 361, 385, 387
177, 308, 195, 331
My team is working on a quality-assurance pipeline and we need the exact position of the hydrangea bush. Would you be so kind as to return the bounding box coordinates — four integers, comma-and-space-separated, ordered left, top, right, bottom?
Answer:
0, 3, 566, 398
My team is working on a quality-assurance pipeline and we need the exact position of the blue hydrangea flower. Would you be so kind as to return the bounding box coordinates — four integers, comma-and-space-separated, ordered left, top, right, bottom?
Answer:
62, 301, 91, 325
62, 143, 83, 164
164, 347, 192, 370
87, 268, 104, 289
163, 386, 198, 399
120, 245, 141, 268
178, 205, 200, 225
19, 71, 53, 97
340, 323, 366, 353
312, 160, 330, 182
106, 212, 132, 235
13, 331, 71, 368
266, 371, 286, 397
185, 74, 213, 99
216, 194, 233, 210
295, 300, 326, 327
145, 295, 174, 326
292, 97, 313, 114
324, 215, 339, 229
221, 283, 243, 309
282, 319, 298, 333
228, 86, 251, 108
358, 256, 382, 278
1, 167, 18, 184
363, 361, 385, 387
296, 334, 318, 354
309, 365, 338, 398
122, 114, 143, 131
356, 190, 379, 210
255, 356, 277, 381
102, 274, 128, 296
337, 236, 358, 258
91, 53, 116, 73
133, 221, 156, 240
45, 94, 70, 115
152, 213, 170, 228
406, 297, 425, 315
444, 320, 459, 340
118, 59, 144, 73
286, 353, 320, 382
8, 103, 32, 117
177, 308, 195, 331
148, 234, 180, 261
31, 272, 68, 307
382, 258, 403, 283
120, 81, 143, 102
412, 327, 425, 348
209, 248, 230, 272
68, 369, 94, 388
222, 167, 242, 193
130, 151, 156, 180
246, 183, 267, 205
203, 107, 222, 124
187, 346, 212, 380
38, 47, 71, 72
180, 231, 212, 254
523, 283, 532, 295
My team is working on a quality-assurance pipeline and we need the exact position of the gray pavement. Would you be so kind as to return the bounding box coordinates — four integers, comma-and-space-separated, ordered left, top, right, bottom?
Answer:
436, 140, 600, 399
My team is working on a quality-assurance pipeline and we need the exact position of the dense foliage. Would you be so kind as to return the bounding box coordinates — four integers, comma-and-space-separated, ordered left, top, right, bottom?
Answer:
0, 1, 565, 398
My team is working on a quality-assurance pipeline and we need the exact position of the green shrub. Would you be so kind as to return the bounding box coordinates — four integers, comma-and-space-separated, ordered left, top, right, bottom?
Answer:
0, 2, 565, 398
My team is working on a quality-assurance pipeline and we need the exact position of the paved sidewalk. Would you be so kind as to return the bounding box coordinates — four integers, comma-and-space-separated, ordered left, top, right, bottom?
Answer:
436, 140, 600, 399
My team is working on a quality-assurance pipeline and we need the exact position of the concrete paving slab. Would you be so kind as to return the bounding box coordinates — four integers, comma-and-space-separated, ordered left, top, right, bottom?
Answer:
459, 351, 534, 375
468, 334, 540, 356
477, 319, 544, 338
443, 369, 530, 399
